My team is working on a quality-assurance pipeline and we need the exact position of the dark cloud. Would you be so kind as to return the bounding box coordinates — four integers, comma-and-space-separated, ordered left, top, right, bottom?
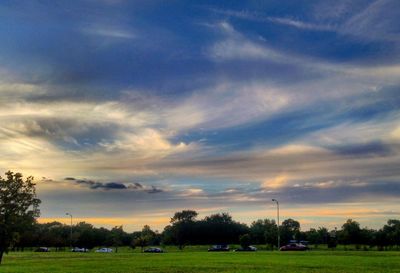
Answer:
66, 178, 163, 193
331, 141, 394, 157
134, 182, 143, 188
147, 186, 163, 194
95, 182, 127, 190
74, 179, 126, 190
128, 182, 144, 189
41, 177, 53, 182
277, 182, 400, 204
254, 181, 400, 205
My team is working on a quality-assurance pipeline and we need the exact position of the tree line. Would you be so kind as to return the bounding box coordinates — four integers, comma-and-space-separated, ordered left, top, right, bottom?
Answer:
13, 210, 400, 252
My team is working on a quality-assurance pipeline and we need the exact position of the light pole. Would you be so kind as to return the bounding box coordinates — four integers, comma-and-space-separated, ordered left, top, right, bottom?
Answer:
272, 199, 280, 250
66, 213, 73, 249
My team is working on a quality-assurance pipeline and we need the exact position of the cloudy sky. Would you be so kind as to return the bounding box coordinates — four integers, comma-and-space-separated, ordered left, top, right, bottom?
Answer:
1, 0, 399, 231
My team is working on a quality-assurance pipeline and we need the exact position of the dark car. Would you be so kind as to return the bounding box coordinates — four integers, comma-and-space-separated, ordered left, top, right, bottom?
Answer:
234, 245, 257, 252
280, 243, 309, 251
35, 247, 50, 252
144, 247, 164, 253
208, 244, 229, 252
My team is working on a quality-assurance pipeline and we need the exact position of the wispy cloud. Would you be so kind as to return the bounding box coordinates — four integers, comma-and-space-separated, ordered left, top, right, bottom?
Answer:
82, 26, 136, 39
341, 0, 400, 41
205, 22, 400, 82
211, 9, 336, 32
267, 16, 336, 31
211, 2, 400, 42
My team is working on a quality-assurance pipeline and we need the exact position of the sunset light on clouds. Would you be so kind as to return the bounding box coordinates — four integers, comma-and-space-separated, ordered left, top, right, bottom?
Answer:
0, 0, 399, 231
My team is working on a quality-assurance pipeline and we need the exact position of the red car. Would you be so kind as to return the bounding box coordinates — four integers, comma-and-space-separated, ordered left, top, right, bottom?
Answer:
280, 243, 309, 251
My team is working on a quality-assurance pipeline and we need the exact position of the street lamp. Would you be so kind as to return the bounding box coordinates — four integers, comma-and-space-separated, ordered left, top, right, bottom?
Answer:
66, 213, 73, 249
272, 199, 280, 250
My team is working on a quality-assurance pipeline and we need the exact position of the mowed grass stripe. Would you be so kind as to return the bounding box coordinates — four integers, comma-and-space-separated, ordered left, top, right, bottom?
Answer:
2, 251, 400, 273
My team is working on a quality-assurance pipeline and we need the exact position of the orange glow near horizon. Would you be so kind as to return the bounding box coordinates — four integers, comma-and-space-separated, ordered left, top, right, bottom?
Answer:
38, 217, 171, 231
38, 203, 399, 232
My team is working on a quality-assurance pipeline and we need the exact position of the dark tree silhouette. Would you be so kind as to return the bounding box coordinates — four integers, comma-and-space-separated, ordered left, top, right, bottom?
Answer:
340, 219, 362, 246
239, 234, 251, 248
167, 210, 198, 249
0, 171, 41, 264
249, 219, 277, 246
109, 226, 124, 253
280, 218, 300, 244
170, 210, 198, 223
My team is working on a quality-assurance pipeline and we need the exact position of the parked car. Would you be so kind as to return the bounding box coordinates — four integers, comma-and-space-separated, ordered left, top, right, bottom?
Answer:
71, 247, 89, 252
144, 247, 164, 253
95, 248, 113, 253
299, 240, 309, 246
34, 247, 50, 252
280, 243, 309, 251
234, 246, 257, 252
208, 244, 229, 252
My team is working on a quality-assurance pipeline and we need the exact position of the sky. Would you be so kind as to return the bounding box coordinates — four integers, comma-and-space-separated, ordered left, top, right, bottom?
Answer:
0, 0, 399, 232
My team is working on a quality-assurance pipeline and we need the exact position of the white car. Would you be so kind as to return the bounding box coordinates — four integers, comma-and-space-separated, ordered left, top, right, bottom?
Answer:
95, 248, 113, 253
71, 247, 89, 252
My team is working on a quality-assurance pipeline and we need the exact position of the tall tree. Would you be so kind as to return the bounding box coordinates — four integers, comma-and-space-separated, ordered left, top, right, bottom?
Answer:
383, 219, 400, 248
133, 226, 156, 252
280, 218, 300, 244
140, 225, 157, 244
200, 213, 249, 245
170, 210, 198, 224
239, 234, 252, 248
249, 219, 277, 246
304, 227, 328, 247
340, 219, 362, 246
168, 210, 198, 249
109, 226, 124, 253
0, 171, 41, 264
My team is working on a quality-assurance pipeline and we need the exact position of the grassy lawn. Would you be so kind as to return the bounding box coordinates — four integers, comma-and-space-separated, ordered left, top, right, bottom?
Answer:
1, 250, 400, 273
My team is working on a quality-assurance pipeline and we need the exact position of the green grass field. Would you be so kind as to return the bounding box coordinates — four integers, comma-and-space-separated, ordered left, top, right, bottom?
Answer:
2, 249, 400, 273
